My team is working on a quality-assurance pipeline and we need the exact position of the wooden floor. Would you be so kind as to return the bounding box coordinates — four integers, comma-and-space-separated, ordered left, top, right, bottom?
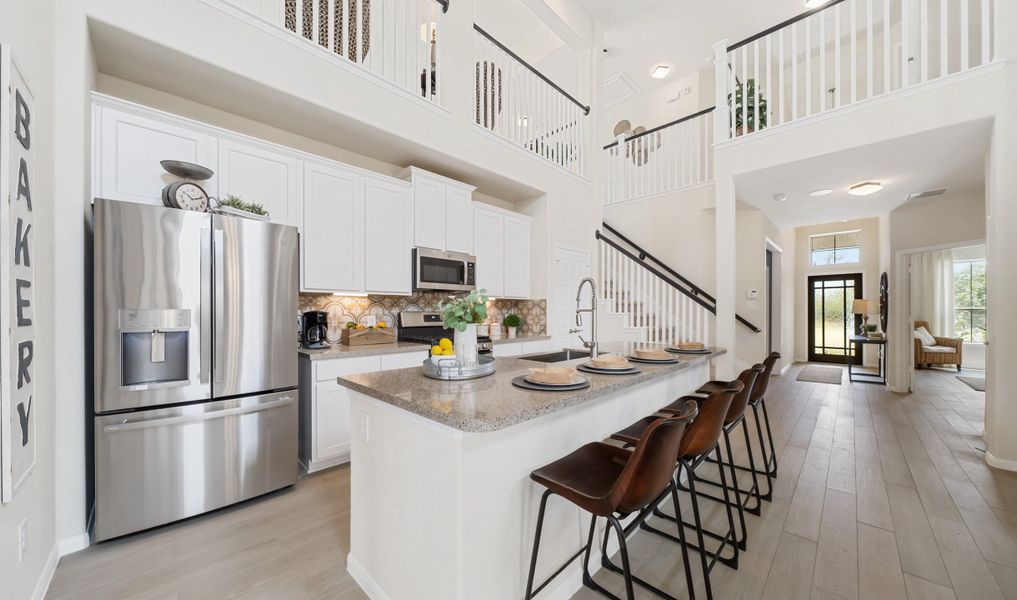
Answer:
47, 364, 1017, 600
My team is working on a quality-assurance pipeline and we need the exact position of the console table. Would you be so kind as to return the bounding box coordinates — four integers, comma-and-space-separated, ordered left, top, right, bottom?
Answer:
849, 336, 886, 385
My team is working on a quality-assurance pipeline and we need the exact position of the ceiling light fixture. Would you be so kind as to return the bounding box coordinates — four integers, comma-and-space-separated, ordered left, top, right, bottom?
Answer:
809, 189, 834, 197
804, 0, 834, 8
773, 193, 788, 203
849, 181, 884, 196
651, 65, 671, 79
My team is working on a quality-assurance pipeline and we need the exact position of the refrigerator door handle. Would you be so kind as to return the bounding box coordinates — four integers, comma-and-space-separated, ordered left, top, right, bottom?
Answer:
199, 226, 212, 383
102, 396, 296, 433
213, 227, 225, 384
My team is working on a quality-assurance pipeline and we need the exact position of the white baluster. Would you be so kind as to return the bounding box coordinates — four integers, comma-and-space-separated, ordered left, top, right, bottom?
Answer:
920, 0, 929, 83
902, 0, 911, 88
753, 40, 760, 133
820, 11, 827, 112
980, 0, 990, 66
805, 17, 812, 115
940, 0, 948, 77
884, 0, 892, 94
835, 3, 842, 108
792, 22, 800, 120
867, 0, 874, 98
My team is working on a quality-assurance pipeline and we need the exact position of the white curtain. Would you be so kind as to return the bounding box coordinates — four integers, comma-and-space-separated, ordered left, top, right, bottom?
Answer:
909, 250, 955, 337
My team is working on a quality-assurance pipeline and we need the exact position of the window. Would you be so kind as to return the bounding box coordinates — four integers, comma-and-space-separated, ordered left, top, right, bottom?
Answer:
810, 230, 861, 266
954, 259, 987, 342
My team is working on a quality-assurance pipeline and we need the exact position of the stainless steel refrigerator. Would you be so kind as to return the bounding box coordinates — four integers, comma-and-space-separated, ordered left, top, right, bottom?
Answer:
92, 198, 299, 541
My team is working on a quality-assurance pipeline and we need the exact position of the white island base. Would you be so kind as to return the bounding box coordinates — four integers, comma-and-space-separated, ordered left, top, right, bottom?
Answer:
342, 350, 714, 600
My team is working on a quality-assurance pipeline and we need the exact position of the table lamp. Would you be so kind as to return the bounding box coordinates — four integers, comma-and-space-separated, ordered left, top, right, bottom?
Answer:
852, 299, 880, 334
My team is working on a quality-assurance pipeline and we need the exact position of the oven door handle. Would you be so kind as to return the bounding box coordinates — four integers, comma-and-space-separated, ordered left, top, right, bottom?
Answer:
102, 396, 295, 433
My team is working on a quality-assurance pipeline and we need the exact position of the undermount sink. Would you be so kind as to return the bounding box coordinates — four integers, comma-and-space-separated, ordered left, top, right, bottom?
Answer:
520, 349, 591, 363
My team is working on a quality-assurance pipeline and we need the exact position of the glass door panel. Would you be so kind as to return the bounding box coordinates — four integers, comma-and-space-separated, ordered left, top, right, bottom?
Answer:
808, 274, 863, 364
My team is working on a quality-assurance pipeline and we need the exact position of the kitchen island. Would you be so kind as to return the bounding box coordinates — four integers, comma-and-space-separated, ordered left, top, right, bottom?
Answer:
338, 343, 725, 600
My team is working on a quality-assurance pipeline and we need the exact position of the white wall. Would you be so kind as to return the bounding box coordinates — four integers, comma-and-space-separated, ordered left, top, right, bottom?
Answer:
0, 0, 58, 597
601, 69, 703, 145
793, 217, 882, 366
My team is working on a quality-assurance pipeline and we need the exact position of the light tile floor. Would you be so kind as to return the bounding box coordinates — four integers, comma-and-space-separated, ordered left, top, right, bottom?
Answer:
47, 364, 1015, 600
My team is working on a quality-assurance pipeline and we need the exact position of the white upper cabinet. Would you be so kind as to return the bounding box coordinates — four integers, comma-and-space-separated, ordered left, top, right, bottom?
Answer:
444, 185, 475, 254
365, 177, 413, 295
473, 204, 532, 299
473, 206, 505, 297
302, 162, 365, 293
217, 138, 303, 228
402, 167, 476, 254
503, 215, 532, 299
95, 105, 217, 206
413, 175, 446, 250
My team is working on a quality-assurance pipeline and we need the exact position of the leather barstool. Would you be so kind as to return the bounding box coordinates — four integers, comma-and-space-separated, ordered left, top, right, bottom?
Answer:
698, 352, 781, 501
524, 401, 699, 600
674, 366, 762, 549
610, 381, 743, 600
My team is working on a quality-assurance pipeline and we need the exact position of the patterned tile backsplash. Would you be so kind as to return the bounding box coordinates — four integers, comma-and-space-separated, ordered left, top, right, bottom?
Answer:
299, 292, 547, 344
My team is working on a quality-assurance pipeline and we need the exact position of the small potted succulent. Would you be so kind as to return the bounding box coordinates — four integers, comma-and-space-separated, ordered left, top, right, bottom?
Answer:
863, 323, 881, 339
438, 289, 489, 367
503, 313, 522, 339
216, 194, 270, 221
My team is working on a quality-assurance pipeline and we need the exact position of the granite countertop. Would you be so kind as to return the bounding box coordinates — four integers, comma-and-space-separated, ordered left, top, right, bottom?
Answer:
337, 343, 726, 433
298, 334, 552, 360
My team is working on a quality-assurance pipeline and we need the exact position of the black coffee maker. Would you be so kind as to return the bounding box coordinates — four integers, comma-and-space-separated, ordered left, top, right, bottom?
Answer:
301, 311, 330, 349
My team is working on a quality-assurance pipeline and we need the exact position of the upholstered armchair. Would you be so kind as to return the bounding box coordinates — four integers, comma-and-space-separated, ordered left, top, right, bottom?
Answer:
914, 320, 963, 371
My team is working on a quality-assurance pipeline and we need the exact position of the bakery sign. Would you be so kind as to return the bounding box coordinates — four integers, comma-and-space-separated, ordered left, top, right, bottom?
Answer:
0, 45, 36, 503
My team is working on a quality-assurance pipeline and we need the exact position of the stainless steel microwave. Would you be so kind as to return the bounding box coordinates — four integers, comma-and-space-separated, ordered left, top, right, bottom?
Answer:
413, 248, 476, 292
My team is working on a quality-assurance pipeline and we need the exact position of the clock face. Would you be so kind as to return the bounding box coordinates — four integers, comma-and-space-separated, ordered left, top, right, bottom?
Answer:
173, 182, 208, 211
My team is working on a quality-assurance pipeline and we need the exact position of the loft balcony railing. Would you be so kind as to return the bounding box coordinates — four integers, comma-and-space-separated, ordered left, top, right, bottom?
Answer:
273, 0, 449, 105
716, 0, 996, 141
473, 24, 590, 176
602, 107, 715, 206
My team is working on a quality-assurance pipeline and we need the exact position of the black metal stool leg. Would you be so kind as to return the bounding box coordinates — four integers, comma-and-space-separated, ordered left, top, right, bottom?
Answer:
713, 445, 740, 569
760, 399, 778, 477
608, 515, 637, 600
721, 428, 748, 550
671, 468, 697, 600
525, 489, 553, 600
750, 403, 777, 491
740, 418, 766, 511
685, 460, 714, 600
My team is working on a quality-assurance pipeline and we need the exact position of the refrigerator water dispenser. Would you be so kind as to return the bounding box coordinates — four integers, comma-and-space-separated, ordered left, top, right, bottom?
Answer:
119, 309, 192, 389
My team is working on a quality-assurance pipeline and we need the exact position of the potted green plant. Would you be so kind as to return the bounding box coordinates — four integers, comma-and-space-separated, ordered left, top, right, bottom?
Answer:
216, 194, 270, 221
863, 323, 881, 339
728, 79, 768, 136
503, 313, 522, 339
438, 289, 489, 367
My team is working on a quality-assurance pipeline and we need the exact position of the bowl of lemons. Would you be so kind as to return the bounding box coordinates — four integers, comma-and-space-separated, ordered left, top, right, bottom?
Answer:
429, 338, 457, 364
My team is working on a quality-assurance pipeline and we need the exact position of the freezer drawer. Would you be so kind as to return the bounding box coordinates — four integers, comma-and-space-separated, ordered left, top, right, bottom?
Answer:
94, 390, 298, 541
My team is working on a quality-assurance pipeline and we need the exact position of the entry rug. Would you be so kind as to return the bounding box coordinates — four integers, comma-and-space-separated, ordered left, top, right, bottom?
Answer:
957, 375, 986, 392
797, 366, 844, 385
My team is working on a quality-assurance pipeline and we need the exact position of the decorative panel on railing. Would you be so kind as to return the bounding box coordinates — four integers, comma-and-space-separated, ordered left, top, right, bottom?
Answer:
603, 108, 715, 206
473, 25, 590, 176
720, 0, 994, 140
282, 0, 446, 104
598, 239, 711, 345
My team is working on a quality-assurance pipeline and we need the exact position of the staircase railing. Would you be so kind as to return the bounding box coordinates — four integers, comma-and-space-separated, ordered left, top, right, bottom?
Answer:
603, 107, 715, 206
596, 224, 762, 345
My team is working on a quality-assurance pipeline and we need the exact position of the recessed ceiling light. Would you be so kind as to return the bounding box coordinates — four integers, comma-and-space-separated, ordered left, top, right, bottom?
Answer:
805, 0, 833, 8
849, 181, 883, 196
651, 65, 671, 79
773, 193, 787, 202
809, 189, 834, 197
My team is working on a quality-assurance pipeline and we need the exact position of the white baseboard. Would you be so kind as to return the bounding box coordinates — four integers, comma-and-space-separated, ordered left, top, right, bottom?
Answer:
779, 363, 791, 376
347, 553, 393, 600
32, 543, 60, 600
58, 533, 90, 556
985, 451, 1017, 472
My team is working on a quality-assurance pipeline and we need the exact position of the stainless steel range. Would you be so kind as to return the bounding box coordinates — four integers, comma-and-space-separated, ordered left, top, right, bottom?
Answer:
92, 199, 299, 541
397, 311, 493, 354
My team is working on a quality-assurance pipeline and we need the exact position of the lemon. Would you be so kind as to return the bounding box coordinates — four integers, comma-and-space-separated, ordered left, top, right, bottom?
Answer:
431, 345, 443, 355
439, 338, 453, 350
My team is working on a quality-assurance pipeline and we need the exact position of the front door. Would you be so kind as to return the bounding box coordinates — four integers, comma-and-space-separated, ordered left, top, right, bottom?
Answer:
808, 274, 863, 365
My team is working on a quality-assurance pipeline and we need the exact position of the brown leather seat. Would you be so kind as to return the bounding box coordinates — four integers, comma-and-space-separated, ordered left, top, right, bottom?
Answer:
525, 401, 699, 600
749, 352, 780, 406
611, 382, 743, 458
691, 366, 761, 424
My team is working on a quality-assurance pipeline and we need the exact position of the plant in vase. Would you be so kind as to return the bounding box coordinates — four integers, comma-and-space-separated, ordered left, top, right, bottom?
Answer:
438, 289, 489, 367
503, 313, 522, 339
863, 323, 880, 338
728, 78, 768, 136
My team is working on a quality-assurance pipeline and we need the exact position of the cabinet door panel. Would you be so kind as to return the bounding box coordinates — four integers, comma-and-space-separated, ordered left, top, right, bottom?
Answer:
503, 216, 531, 299
444, 186, 475, 254
302, 163, 364, 292
473, 208, 505, 297
97, 106, 216, 206
413, 176, 446, 250
219, 138, 303, 228
365, 178, 413, 294
314, 381, 352, 460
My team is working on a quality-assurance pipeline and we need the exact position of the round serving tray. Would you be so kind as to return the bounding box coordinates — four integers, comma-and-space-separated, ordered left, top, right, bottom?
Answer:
422, 355, 497, 381
577, 364, 641, 376
627, 356, 680, 365
160, 160, 214, 181
511, 375, 591, 392
667, 347, 711, 355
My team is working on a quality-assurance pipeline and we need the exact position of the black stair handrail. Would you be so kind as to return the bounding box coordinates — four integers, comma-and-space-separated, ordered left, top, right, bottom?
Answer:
727, 0, 849, 52
473, 24, 591, 115
598, 224, 763, 333
603, 107, 716, 151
